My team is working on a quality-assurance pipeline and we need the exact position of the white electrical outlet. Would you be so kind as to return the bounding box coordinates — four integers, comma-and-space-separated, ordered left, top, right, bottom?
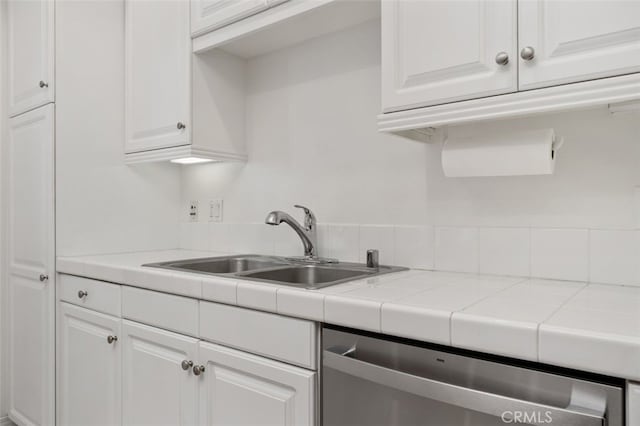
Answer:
209, 199, 223, 222
189, 201, 199, 222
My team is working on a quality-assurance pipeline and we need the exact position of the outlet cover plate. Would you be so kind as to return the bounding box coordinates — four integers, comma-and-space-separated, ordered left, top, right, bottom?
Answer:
189, 201, 199, 222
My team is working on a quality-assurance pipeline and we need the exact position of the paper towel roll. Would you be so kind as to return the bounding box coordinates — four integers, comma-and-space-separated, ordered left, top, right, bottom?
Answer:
441, 128, 561, 177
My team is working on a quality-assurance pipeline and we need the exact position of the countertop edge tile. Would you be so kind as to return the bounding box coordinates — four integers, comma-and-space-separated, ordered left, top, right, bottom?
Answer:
324, 295, 381, 333
451, 312, 539, 362
237, 281, 278, 312
539, 323, 640, 381
56, 257, 85, 276
381, 303, 451, 345
276, 288, 325, 322
201, 276, 238, 306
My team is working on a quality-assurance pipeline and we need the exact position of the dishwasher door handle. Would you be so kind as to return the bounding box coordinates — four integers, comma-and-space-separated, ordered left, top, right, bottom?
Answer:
323, 349, 605, 426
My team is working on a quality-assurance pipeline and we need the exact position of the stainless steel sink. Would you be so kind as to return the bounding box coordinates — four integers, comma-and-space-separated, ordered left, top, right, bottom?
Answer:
144, 255, 408, 289
145, 255, 287, 274
238, 265, 374, 287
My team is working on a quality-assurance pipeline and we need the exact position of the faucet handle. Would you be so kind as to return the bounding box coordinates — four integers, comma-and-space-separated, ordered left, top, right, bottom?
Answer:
294, 205, 316, 228
293, 204, 311, 214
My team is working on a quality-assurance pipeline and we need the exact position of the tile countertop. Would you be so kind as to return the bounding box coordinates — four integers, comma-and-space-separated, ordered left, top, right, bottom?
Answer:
57, 249, 640, 381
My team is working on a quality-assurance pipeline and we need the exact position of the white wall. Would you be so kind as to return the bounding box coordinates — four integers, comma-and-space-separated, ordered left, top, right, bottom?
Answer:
427, 112, 640, 230
180, 20, 640, 286
55, 0, 181, 257
182, 20, 428, 225
0, 0, 7, 419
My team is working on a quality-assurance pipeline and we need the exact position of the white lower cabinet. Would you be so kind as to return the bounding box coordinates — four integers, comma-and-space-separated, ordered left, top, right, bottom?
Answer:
122, 320, 199, 426
58, 303, 121, 426
57, 276, 317, 426
198, 341, 316, 426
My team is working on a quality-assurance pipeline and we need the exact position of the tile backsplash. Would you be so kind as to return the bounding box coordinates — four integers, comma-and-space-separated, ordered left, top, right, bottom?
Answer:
176, 23, 640, 290
179, 222, 640, 287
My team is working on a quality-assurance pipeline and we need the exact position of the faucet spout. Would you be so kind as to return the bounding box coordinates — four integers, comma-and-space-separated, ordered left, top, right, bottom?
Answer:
265, 207, 318, 259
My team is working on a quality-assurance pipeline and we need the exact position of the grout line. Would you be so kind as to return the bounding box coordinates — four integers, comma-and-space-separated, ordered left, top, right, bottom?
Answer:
587, 229, 592, 283
536, 283, 588, 361
528, 227, 533, 278
448, 311, 454, 346
475, 226, 480, 274
456, 278, 524, 314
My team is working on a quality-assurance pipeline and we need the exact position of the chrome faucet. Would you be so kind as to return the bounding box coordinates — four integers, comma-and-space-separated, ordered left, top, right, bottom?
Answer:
265, 205, 319, 260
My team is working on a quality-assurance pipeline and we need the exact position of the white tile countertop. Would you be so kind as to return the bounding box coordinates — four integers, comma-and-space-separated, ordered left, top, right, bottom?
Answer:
57, 249, 640, 381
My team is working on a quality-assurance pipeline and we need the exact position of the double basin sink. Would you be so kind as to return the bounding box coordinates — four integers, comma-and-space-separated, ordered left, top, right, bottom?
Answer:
144, 255, 407, 290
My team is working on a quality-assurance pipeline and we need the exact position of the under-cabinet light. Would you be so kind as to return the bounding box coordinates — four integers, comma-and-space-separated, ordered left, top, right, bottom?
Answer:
170, 157, 215, 165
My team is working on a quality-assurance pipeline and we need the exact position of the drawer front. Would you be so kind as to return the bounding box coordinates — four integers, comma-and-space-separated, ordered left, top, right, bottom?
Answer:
199, 301, 317, 369
58, 274, 122, 316
122, 286, 199, 337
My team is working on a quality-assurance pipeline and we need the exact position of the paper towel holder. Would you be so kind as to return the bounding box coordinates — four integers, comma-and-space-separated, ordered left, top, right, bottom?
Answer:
441, 128, 563, 178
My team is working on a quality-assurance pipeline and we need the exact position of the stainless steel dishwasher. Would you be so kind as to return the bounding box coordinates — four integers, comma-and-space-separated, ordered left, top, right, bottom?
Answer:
322, 326, 624, 426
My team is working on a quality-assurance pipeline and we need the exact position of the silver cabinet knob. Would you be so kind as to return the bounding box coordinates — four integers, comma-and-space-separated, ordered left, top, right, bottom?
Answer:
193, 365, 205, 376
520, 46, 535, 61
495, 51, 509, 66
107, 335, 118, 344
39, 80, 49, 88
181, 360, 193, 371
39, 274, 49, 282
176, 122, 186, 130
77, 290, 88, 299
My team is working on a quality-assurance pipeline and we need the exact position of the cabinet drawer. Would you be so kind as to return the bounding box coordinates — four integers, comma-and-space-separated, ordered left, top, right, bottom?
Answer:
199, 301, 317, 369
122, 286, 199, 337
58, 274, 122, 316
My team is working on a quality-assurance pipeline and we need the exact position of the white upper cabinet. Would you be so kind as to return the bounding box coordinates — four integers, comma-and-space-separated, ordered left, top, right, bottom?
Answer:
7, 104, 56, 426
122, 321, 199, 426
58, 303, 121, 426
381, 0, 517, 112
518, 0, 640, 90
7, 0, 55, 117
379, 0, 640, 130
125, 0, 191, 154
125, 0, 248, 163
191, 0, 269, 37
198, 341, 316, 426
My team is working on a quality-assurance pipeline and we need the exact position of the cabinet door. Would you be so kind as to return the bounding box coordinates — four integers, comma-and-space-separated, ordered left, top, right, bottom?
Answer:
122, 320, 199, 426
7, 0, 55, 117
381, 0, 517, 113
518, 0, 640, 90
7, 104, 55, 426
198, 342, 316, 426
125, 0, 191, 153
58, 303, 122, 426
191, 0, 269, 37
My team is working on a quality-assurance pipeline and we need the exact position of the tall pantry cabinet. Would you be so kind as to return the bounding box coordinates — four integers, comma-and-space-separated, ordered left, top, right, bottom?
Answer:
5, 0, 56, 425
